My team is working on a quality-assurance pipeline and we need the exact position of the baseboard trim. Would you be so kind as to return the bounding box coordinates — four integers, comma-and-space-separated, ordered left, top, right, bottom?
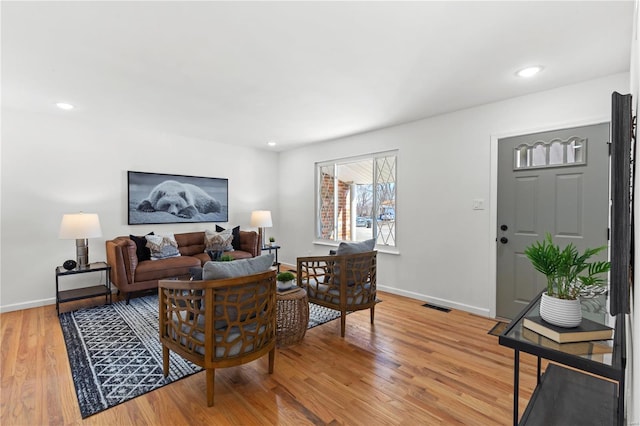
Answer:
1, 297, 56, 313
377, 285, 491, 318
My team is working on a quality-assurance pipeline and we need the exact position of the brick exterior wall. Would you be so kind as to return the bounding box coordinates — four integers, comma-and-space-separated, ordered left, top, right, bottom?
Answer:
320, 173, 351, 240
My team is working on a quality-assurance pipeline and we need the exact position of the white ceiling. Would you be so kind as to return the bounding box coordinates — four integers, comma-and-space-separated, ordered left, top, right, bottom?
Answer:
1, 1, 634, 151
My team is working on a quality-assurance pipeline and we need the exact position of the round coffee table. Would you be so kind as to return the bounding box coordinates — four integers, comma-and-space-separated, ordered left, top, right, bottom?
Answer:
276, 287, 309, 347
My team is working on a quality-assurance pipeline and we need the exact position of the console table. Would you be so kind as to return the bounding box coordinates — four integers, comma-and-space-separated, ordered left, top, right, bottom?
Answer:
499, 291, 626, 425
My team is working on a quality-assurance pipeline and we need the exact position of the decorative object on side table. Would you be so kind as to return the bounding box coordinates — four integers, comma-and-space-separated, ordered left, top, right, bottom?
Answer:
276, 271, 295, 291
522, 315, 613, 343
62, 259, 77, 271
58, 212, 103, 269
268, 236, 275, 246
524, 233, 610, 327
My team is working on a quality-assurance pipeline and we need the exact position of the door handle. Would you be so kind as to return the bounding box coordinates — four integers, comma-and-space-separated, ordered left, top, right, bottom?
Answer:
500, 237, 508, 244
500, 224, 508, 231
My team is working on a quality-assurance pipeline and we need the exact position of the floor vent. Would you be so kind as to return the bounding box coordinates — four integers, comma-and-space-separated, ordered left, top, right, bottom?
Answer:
422, 303, 451, 313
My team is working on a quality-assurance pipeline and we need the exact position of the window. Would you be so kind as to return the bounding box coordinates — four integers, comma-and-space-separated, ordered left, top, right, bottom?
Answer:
514, 137, 586, 169
316, 151, 397, 247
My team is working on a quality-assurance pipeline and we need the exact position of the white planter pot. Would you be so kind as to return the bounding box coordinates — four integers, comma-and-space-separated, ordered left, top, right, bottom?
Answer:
539, 292, 582, 328
277, 280, 294, 291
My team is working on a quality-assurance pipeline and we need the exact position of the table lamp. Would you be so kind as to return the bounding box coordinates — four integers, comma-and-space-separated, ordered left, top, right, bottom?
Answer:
59, 212, 102, 269
250, 210, 272, 249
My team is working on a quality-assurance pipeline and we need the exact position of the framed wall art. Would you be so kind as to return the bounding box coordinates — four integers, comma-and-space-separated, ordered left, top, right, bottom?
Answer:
128, 171, 229, 225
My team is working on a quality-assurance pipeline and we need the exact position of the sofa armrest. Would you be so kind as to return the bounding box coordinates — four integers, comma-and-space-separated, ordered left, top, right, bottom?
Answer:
238, 230, 260, 257
106, 237, 138, 289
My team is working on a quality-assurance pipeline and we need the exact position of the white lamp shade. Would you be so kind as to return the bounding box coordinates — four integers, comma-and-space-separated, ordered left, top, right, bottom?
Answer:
250, 210, 272, 228
59, 213, 102, 239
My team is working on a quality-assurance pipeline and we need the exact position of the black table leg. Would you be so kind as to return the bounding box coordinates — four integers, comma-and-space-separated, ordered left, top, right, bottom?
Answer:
513, 350, 520, 426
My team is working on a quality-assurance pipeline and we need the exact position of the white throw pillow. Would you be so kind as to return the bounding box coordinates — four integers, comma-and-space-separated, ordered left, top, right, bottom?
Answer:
204, 228, 234, 252
145, 233, 181, 260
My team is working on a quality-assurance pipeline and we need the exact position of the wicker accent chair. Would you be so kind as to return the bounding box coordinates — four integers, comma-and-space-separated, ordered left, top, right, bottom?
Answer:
158, 269, 277, 406
296, 250, 377, 337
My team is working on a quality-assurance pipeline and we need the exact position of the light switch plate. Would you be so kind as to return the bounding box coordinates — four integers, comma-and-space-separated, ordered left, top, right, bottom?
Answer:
473, 199, 485, 210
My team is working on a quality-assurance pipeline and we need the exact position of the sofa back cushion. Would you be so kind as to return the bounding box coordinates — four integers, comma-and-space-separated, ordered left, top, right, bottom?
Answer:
175, 231, 206, 256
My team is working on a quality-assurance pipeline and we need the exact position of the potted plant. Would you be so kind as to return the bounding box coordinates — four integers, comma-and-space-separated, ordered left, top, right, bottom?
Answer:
524, 233, 610, 327
276, 271, 295, 290
268, 236, 276, 246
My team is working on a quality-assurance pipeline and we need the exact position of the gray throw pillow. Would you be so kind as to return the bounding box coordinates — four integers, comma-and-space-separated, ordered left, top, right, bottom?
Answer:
336, 238, 376, 255
201, 254, 275, 330
202, 253, 274, 280
333, 238, 375, 286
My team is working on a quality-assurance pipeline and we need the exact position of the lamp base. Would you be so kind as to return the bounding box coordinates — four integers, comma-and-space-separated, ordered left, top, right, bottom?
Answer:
75, 238, 89, 269
259, 227, 267, 249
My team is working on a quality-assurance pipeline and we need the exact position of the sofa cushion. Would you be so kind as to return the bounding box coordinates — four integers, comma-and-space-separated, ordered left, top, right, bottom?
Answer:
175, 231, 206, 256
130, 232, 154, 262
216, 225, 241, 251
146, 233, 181, 260
135, 255, 201, 282
202, 254, 274, 280
205, 228, 234, 252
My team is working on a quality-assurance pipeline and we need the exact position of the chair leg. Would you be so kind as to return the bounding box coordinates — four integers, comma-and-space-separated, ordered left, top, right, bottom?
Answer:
206, 368, 215, 407
268, 348, 275, 374
340, 311, 346, 337
370, 305, 375, 324
162, 346, 169, 377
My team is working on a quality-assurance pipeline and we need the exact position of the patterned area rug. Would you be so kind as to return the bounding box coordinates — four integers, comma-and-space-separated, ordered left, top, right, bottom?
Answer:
59, 294, 344, 418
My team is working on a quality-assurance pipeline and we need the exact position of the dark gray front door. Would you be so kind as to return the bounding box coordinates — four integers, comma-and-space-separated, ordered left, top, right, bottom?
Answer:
496, 123, 610, 319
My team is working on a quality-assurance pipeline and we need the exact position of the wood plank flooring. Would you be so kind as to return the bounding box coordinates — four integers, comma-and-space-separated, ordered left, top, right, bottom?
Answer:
1, 291, 540, 425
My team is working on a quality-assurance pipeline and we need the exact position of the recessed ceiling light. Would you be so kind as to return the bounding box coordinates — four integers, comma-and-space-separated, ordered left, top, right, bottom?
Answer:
56, 102, 74, 110
516, 66, 543, 78
267, 141, 276, 147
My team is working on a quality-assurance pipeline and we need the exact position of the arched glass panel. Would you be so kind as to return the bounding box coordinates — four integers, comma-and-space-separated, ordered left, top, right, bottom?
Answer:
549, 141, 564, 165
531, 144, 546, 167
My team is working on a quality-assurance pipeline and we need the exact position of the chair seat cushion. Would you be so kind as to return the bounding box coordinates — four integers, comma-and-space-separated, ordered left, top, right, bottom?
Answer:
302, 278, 370, 305
174, 314, 267, 358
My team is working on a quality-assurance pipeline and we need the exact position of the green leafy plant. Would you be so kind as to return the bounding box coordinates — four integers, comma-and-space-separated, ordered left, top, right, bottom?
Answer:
220, 254, 234, 262
276, 271, 295, 282
269, 236, 275, 243
524, 233, 610, 300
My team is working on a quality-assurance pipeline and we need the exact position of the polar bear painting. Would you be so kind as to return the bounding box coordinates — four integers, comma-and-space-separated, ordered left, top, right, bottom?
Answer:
137, 180, 222, 219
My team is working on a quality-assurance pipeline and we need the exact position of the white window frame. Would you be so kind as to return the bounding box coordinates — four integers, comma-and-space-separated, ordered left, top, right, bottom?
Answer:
315, 150, 397, 247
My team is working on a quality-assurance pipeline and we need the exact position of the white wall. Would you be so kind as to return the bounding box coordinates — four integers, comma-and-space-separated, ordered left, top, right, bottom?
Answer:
0, 108, 278, 311
279, 72, 630, 317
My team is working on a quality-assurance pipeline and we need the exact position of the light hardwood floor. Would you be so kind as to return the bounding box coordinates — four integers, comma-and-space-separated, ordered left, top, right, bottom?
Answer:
1, 291, 540, 425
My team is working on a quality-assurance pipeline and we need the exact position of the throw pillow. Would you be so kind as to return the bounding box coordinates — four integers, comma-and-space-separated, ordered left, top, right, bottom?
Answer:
190, 267, 203, 281
336, 238, 376, 255
333, 238, 376, 286
145, 233, 181, 260
216, 225, 241, 251
203, 254, 275, 280
202, 254, 275, 330
204, 228, 234, 252
130, 232, 154, 262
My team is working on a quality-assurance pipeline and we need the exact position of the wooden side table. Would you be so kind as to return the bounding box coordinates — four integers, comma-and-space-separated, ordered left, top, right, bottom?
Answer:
55, 261, 111, 314
276, 287, 309, 347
